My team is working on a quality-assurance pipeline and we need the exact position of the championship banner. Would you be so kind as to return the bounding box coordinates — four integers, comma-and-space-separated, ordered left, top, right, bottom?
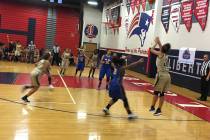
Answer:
178, 48, 196, 65
161, 6, 171, 33
126, 0, 131, 15
142, 0, 146, 11
135, 0, 141, 12
194, 0, 209, 31
181, 0, 193, 32
106, 9, 110, 22
131, 0, 136, 14
170, 4, 181, 32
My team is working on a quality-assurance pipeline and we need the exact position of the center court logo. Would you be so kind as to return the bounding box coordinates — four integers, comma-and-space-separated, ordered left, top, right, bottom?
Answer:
128, 12, 151, 47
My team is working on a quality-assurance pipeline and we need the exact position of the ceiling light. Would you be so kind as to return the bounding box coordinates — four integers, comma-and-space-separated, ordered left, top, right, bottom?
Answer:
87, 1, 98, 6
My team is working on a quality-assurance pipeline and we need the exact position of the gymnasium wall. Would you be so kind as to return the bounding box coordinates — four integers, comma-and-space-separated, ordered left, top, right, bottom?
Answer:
0, 0, 80, 55
81, 4, 102, 47
99, 0, 210, 93
0, 1, 48, 49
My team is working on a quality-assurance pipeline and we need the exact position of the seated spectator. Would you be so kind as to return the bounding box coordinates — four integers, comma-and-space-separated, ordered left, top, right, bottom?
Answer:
2, 44, 9, 60
8, 41, 16, 61
34, 48, 40, 63
0, 42, 5, 60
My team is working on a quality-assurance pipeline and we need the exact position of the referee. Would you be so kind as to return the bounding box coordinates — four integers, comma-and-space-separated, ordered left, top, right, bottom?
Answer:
198, 54, 210, 101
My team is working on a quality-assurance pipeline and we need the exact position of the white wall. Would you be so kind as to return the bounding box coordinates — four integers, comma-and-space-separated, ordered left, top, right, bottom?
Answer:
100, 0, 210, 56
158, 1, 210, 52
82, 4, 102, 47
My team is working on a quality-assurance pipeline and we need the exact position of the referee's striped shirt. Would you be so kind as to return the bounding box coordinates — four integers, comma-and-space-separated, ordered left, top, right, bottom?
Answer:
200, 60, 210, 76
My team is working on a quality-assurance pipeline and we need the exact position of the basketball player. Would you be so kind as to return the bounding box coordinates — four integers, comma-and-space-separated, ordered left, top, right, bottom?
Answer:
60, 48, 70, 76
98, 50, 112, 89
21, 53, 51, 102
88, 49, 98, 78
43, 49, 54, 89
103, 56, 144, 119
149, 37, 171, 116
75, 50, 88, 77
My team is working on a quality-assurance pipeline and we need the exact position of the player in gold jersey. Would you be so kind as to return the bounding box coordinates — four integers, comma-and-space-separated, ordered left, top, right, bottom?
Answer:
21, 53, 51, 103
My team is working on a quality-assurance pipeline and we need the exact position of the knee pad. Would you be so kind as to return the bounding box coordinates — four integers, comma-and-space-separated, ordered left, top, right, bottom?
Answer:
159, 92, 165, 97
154, 91, 159, 96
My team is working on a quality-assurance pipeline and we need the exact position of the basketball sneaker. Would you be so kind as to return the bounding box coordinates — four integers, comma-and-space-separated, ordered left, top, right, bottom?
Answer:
153, 108, 162, 116
49, 85, 54, 89
128, 114, 138, 120
149, 106, 155, 112
103, 108, 110, 115
21, 96, 30, 103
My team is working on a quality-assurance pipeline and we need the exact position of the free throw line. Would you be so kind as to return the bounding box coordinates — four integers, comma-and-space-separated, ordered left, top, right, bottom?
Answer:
57, 70, 76, 104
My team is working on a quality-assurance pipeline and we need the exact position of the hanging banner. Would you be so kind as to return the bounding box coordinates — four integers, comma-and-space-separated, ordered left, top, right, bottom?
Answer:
168, 0, 172, 5
194, 0, 209, 31
148, 0, 155, 9
135, 0, 141, 12
142, 0, 146, 11
131, 0, 136, 14
126, 0, 131, 15
181, 0, 193, 32
170, 4, 181, 32
161, 6, 171, 33
178, 48, 196, 65
106, 9, 110, 22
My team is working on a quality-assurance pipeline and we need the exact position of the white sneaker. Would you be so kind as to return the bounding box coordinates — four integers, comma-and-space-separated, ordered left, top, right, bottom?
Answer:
103, 108, 110, 115
49, 85, 54, 89
128, 114, 138, 120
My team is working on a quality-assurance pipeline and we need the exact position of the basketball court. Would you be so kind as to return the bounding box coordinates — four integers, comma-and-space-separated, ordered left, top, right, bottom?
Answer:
0, 0, 210, 139
0, 61, 209, 140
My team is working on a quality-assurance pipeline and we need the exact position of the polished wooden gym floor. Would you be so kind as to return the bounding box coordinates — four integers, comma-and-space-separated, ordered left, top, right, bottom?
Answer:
0, 61, 209, 140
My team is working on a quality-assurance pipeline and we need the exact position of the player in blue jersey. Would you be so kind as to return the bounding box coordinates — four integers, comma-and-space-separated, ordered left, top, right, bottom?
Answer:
103, 56, 144, 119
98, 50, 112, 89
75, 49, 89, 77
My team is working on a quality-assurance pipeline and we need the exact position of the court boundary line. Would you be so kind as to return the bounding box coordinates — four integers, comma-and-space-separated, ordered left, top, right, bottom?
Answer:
0, 97, 205, 122
125, 72, 210, 108
57, 70, 76, 104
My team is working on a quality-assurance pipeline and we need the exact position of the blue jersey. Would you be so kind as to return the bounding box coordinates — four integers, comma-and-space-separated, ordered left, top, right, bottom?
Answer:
109, 66, 125, 99
78, 54, 85, 64
101, 55, 112, 68
111, 66, 124, 84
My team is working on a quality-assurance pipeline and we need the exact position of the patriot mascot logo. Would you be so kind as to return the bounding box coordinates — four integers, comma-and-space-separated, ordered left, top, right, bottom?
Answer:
85, 24, 98, 39
128, 12, 151, 47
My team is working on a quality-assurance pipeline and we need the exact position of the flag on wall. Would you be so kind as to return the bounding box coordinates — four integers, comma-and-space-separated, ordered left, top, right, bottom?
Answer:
142, 0, 146, 11
126, 0, 131, 15
170, 4, 181, 32
161, 6, 171, 33
128, 12, 151, 47
181, 0, 193, 32
131, 0, 136, 14
178, 48, 196, 65
135, 0, 141, 12
194, 0, 209, 31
